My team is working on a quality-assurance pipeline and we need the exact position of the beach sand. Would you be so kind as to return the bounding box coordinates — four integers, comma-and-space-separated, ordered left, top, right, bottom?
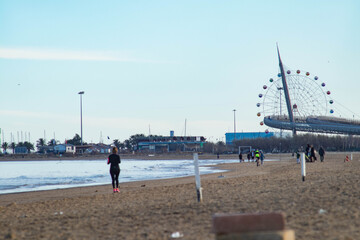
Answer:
0, 153, 359, 239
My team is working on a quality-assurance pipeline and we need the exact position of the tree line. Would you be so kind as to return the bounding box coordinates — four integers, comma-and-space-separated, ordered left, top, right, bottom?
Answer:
205, 134, 360, 154
0, 133, 148, 153
1, 134, 85, 154
2, 132, 359, 154
1, 141, 34, 154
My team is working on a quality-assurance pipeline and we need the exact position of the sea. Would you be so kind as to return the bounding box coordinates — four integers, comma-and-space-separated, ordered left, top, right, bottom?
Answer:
0, 158, 240, 195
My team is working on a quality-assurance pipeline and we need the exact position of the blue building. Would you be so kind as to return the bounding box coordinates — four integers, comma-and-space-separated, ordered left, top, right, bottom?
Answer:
14, 146, 28, 154
225, 132, 275, 145
54, 144, 76, 154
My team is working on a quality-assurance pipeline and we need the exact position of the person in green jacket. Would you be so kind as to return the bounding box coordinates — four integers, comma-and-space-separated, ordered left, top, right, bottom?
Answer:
255, 150, 260, 167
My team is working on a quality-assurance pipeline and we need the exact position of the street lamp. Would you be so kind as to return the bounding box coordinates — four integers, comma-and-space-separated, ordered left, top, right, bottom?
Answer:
277, 87, 283, 138
78, 91, 85, 145
233, 109, 236, 142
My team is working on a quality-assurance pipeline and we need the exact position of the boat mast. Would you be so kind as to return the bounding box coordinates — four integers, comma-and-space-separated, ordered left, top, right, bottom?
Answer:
184, 119, 187, 137
277, 45, 296, 135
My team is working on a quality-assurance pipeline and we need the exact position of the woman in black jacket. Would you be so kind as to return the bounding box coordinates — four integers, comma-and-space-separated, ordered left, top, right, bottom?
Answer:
310, 145, 316, 162
107, 147, 121, 193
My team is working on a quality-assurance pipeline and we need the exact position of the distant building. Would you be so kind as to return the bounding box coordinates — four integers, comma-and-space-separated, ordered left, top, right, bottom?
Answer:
225, 132, 275, 145
85, 144, 112, 154
54, 144, 76, 154
37, 146, 54, 154
137, 131, 206, 153
14, 147, 28, 154
75, 145, 92, 154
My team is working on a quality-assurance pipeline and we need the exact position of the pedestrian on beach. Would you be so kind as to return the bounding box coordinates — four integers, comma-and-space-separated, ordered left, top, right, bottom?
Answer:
296, 151, 300, 164
319, 146, 325, 162
260, 150, 265, 165
310, 145, 316, 162
239, 152, 243, 162
247, 152, 251, 162
255, 150, 260, 167
305, 144, 311, 162
251, 151, 255, 162
107, 147, 121, 193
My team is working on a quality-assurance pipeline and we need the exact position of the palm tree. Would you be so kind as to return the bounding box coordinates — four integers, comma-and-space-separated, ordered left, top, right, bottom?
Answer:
23, 141, 34, 152
47, 139, 57, 146
36, 138, 46, 152
10, 142, 16, 154
129, 134, 145, 151
66, 134, 82, 145
2, 142, 8, 153
113, 139, 121, 149
37, 138, 45, 147
124, 139, 131, 151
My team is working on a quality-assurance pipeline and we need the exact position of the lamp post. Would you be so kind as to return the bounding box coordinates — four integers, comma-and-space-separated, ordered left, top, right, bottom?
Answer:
277, 87, 283, 138
233, 109, 236, 143
78, 91, 85, 146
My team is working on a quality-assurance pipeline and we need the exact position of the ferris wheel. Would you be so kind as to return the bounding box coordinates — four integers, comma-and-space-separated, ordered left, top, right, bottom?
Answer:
256, 46, 360, 136
257, 69, 334, 132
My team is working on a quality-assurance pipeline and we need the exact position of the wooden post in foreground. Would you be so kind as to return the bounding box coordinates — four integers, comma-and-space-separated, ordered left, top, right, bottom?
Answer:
212, 212, 295, 240
301, 153, 306, 182
193, 153, 203, 202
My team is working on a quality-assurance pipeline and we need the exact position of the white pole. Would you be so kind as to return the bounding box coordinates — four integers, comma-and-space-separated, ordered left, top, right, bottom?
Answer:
351, 152, 353, 161
185, 119, 187, 137
301, 153, 306, 182
193, 153, 203, 202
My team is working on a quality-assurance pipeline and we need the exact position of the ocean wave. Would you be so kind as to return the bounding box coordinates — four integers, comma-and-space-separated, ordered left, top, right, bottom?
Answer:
0, 185, 19, 190
0, 159, 230, 194
0, 174, 108, 192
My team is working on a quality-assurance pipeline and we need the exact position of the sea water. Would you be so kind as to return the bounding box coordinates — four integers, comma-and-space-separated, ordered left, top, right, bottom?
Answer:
0, 159, 238, 194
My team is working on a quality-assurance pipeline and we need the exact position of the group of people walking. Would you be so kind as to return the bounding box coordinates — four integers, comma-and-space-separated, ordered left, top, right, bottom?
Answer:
239, 150, 265, 166
306, 144, 326, 162
296, 144, 326, 163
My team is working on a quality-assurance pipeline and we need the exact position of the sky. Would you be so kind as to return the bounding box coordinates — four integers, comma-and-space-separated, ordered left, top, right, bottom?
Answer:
0, 0, 359, 145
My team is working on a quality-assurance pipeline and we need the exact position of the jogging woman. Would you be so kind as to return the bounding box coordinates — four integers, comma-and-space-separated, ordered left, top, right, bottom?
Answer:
107, 147, 121, 193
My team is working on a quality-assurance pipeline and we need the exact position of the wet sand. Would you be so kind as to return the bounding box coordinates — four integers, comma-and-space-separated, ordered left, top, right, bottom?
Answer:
0, 153, 359, 239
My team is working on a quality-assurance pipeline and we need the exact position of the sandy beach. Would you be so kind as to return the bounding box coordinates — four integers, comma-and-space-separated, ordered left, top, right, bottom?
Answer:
0, 152, 359, 240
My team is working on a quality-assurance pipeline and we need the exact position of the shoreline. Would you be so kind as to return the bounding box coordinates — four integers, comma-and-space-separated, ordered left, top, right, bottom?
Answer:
0, 155, 295, 196
0, 153, 222, 162
0, 155, 292, 203
0, 152, 302, 162
0, 151, 356, 162
0, 159, 285, 206
0, 153, 359, 239
0, 157, 261, 201
0, 152, 353, 196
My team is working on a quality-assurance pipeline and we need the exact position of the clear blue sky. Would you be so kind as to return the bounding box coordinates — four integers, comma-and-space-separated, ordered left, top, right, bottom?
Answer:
0, 0, 359, 145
